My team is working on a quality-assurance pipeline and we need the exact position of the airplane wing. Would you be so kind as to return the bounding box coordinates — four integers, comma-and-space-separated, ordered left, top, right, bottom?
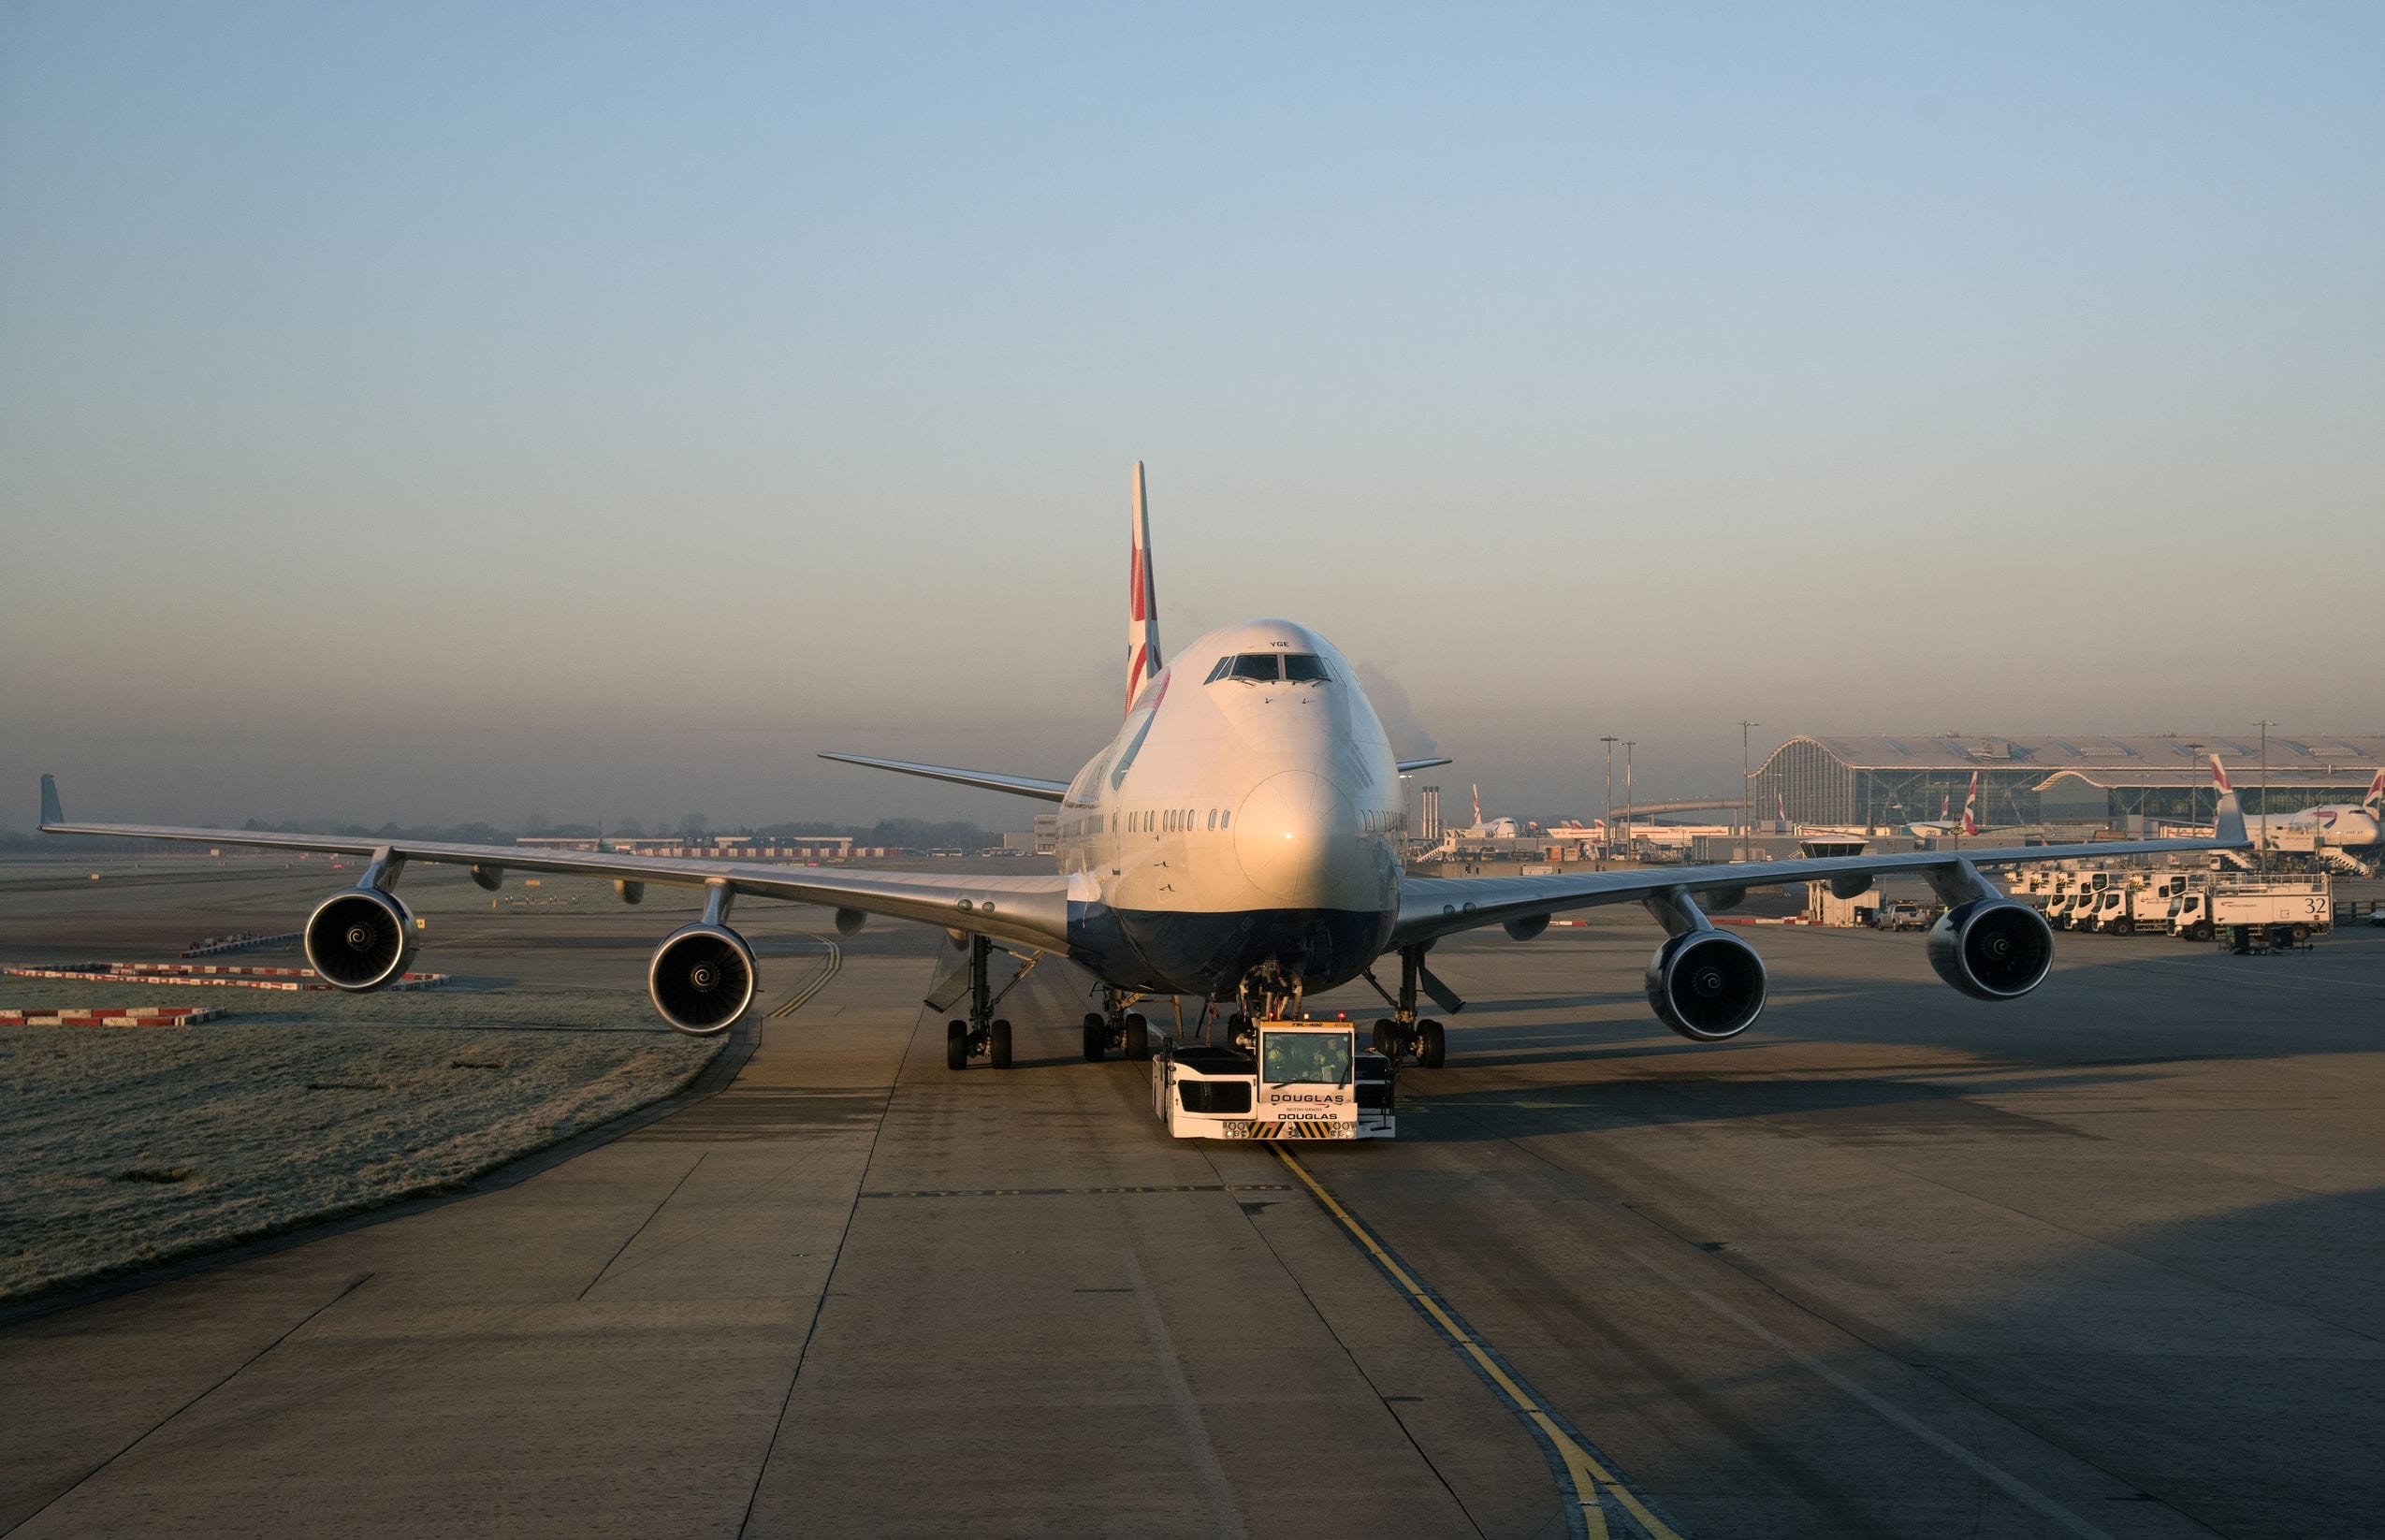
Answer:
41, 806, 1077, 952
816, 752, 1069, 803
1390, 797, 2250, 952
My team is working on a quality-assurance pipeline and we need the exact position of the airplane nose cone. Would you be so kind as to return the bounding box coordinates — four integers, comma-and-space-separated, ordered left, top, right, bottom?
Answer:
1234, 771, 1360, 905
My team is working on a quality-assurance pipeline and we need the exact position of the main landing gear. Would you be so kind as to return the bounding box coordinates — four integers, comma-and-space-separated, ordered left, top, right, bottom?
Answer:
1366, 945, 1449, 1069
946, 934, 1014, 1071
1081, 989, 1153, 1063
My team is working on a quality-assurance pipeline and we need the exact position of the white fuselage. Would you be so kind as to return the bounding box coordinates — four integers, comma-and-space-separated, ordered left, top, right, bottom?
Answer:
2252, 803, 2384, 849
1047, 619, 1406, 998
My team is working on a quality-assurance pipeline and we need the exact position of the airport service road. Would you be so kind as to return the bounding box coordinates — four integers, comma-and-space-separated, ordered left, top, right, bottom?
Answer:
2, 894, 2382, 1539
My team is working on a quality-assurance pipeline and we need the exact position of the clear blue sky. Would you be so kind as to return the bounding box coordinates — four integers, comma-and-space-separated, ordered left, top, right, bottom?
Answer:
4, 3, 2378, 829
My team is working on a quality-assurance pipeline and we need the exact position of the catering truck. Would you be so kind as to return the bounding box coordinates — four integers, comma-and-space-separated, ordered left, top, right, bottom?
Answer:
1153, 1020, 1397, 1140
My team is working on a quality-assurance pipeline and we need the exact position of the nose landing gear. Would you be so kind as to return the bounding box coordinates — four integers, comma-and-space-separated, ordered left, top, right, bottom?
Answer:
1082, 989, 1152, 1062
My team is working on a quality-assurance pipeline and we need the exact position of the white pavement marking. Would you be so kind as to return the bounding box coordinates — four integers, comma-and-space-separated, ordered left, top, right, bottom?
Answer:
1124, 1249, 1246, 1540
2114, 954, 2385, 999
1622, 1248, 2121, 1540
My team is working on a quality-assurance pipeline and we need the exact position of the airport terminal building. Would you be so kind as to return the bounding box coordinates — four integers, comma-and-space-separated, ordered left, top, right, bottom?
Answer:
1752, 734, 2384, 829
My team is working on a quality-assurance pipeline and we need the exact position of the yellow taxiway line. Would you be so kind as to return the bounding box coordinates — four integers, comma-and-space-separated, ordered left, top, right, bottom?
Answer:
1273, 1145, 1688, 1540
766, 936, 842, 1019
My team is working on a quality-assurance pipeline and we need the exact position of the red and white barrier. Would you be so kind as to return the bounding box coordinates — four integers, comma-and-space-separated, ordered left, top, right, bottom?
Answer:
0, 1007, 225, 1025
181, 931, 300, 958
5, 963, 448, 992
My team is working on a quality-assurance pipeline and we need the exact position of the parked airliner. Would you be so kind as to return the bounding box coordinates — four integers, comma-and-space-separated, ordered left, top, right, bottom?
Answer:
2212, 756, 2383, 873
1906, 772, 1980, 837
43, 465, 2249, 1073
1447, 786, 1520, 841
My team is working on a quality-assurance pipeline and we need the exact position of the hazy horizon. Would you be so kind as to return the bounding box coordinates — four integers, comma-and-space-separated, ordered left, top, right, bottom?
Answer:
6, 5, 2378, 833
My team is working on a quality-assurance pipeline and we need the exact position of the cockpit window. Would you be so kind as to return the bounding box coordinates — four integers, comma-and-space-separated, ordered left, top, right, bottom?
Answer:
1228, 654, 1280, 682
1204, 656, 1232, 684
1282, 653, 1330, 682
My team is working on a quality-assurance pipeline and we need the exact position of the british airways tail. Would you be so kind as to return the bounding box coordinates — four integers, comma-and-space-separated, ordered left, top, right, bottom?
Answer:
1960, 771, 1980, 836
1127, 462, 1161, 716
2366, 768, 2384, 813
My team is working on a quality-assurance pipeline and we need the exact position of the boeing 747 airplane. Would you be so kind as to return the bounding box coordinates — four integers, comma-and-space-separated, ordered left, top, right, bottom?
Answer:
43, 464, 2250, 1075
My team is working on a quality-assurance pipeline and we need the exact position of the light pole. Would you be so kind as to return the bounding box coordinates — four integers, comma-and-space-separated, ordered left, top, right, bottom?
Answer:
2256, 720, 2276, 868
1623, 740, 1636, 859
1599, 735, 1619, 868
2183, 741, 2203, 831
1739, 720, 1759, 863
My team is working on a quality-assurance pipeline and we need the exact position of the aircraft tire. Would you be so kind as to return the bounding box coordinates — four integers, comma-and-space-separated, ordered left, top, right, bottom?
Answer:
1372, 1020, 1396, 1055
1082, 1013, 1107, 1061
990, 1020, 1012, 1069
1124, 1011, 1150, 1061
1418, 1019, 1446, 1069
946, 1021, 968, 1071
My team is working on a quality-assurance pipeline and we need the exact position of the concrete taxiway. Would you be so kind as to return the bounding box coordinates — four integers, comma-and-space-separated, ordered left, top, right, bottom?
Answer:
3, 868, 2382, 1538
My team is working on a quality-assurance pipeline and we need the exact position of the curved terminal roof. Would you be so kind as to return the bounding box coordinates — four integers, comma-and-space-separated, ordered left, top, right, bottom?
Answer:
1760, 734, 2383, 790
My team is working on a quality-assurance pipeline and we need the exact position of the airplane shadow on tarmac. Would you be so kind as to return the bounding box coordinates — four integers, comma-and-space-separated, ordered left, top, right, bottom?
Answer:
1361, 1153, 2385, 1537
1327, 937, 2385, 1535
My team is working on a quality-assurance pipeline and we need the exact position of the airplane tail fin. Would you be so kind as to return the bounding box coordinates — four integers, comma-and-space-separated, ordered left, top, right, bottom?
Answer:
1126, 462, 1161, 716
2215, 788, 2248, 848
2209, 754, 2232, 794
1960, 771, 1980, 836
39, 774, 63, 829
2365, 768, 2383, 813
1472, 784, 1482, 825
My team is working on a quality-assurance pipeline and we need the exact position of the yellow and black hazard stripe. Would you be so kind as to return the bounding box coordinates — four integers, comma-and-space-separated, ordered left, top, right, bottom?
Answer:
1226, 1119, 1356, 1140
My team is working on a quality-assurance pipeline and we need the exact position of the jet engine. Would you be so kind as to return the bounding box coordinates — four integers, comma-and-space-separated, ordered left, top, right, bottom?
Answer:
304, 888, 418, 991
1502, 912, 1549, 941
648, 923, 757, 1036
1645, 930, 1767, 1041
1927, 899, 2054, 1000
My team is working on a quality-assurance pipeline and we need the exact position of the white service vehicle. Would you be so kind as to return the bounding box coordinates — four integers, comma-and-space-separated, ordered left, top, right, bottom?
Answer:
2050, 872, 2116, 930
2086, 871, 2200, 935
2169, 878, 2332, 944
1153, 1021, 1396, 1140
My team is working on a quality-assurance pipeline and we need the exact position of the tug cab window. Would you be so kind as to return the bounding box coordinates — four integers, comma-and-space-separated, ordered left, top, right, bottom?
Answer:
1228, 654, 1280, 682
1262, 1030, 1350, 1087
1282, 654, 1331, 682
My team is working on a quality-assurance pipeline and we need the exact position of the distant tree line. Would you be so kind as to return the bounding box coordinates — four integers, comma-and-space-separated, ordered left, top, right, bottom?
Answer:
1, 812, 1009, 854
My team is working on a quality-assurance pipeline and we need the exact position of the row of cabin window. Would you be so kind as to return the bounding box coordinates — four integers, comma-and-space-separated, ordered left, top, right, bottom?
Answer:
1123, 807, 1233, 834
1202, 652, 1332, 685
1093, 807, 1403, 837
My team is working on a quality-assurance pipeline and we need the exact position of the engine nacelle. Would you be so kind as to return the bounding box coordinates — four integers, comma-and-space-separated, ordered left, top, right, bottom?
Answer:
470, 864, 503, 892
304, 888, 418, 991
1502, 912, 1549, 941
1645, 930, 1767, 1041
648, 923, 757, 1036
1927, 898, 2054, 1000
835, 907, 867, 936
